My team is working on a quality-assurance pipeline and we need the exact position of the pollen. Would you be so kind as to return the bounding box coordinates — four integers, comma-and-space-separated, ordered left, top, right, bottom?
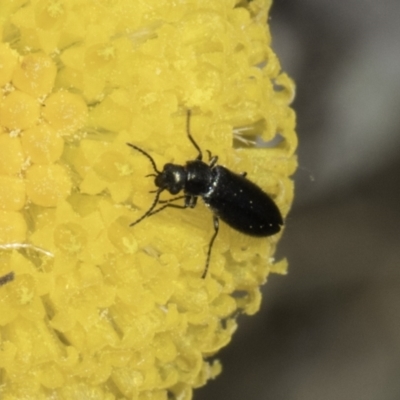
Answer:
0, 0, 296, 399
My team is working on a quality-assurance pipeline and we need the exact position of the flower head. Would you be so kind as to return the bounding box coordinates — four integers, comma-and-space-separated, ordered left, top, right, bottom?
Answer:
0, 0, 296, 398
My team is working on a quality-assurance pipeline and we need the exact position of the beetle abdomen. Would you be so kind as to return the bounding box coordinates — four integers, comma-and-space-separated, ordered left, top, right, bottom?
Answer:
204, 166, 283, 236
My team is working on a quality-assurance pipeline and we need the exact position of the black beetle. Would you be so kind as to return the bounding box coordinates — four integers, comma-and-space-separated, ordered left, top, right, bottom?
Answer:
127, 111, 283, 278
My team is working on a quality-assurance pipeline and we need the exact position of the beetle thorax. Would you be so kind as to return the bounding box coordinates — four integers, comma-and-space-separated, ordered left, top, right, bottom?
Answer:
185, 160, 213, 196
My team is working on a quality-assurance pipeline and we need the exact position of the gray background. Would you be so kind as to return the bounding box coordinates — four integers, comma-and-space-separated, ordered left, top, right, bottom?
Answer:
197, 1, 400, 399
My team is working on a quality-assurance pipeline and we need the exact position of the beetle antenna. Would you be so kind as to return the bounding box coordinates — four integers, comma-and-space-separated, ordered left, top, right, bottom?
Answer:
127, 143, 161, 175
130, 189, 163, 227
186, 110, 203, 161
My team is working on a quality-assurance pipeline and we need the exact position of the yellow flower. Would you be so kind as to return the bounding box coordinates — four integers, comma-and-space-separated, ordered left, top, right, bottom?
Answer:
0, 0, 296, 398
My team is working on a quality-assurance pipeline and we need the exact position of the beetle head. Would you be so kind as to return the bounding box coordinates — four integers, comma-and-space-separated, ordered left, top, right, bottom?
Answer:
155, 163, 186, 195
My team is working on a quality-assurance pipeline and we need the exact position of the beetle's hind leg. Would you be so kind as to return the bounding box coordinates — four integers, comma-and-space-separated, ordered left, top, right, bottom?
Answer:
202, 216, 219, 279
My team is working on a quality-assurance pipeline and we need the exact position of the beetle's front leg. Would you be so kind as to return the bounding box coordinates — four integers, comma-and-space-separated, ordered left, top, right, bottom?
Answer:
144, 196, 188, 220
185, 195, 198, 208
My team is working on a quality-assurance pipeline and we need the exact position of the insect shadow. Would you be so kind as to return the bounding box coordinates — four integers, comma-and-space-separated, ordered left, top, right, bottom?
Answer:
0, 271, 14, 287
127, 111, 283, 278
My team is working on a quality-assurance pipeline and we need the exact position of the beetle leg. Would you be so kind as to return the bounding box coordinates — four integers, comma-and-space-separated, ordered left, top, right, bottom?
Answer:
133, 195, 198, 225
159, 195, 197, 208
151, 203, 188, 214
205, 149, 218, 167
158, 195, 186, 204
202, 216, 219, 279
185, 195, 198, 208
145, 198, 188, 219
209, 155, 218, 168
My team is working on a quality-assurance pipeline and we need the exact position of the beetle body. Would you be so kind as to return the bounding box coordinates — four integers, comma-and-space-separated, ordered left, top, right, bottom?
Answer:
156, 160, 282, 236
127, 111, 283, 278
203, 165, 283, 236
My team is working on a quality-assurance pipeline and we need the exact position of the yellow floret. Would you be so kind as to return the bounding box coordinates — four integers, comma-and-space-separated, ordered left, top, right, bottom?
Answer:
0, 0, 297, 399
0, 176, 26, 211
0, 135, 24, 175
0, 211, 27, 243
21, 123, 64, 164
42, 90, 88, 137
12, 53, 57, 97
0, 44, 19, 87
0, 90, 40, 130
25, 164, 72, 207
